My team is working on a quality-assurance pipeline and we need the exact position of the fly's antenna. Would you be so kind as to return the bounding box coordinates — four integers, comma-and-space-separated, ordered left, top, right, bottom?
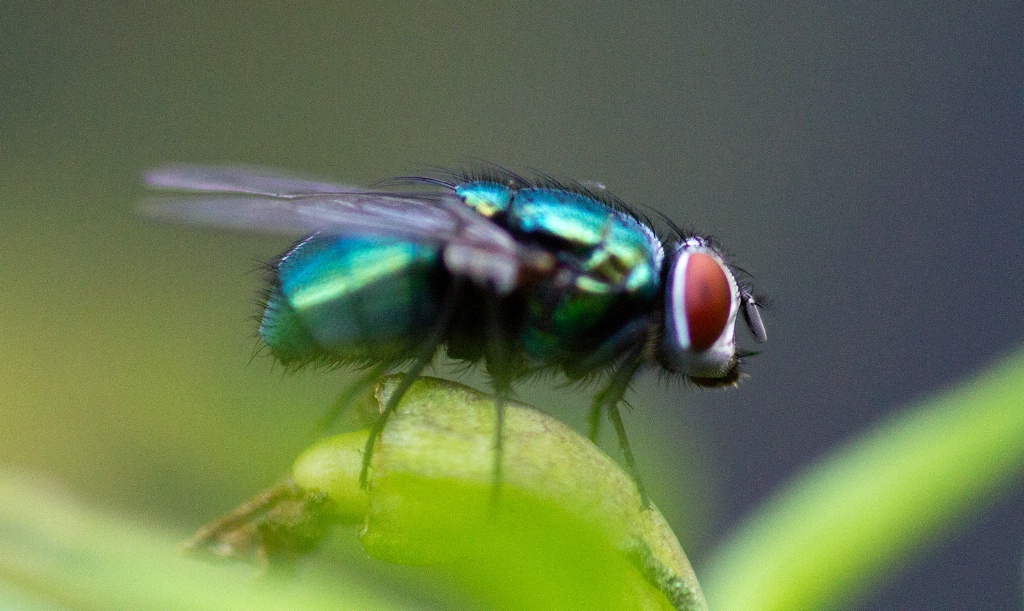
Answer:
740, 290, 768, 343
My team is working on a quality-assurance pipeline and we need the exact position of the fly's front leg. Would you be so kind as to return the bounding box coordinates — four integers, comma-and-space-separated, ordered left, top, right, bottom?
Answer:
592, 354, 648, 505
571, 318, 650, 442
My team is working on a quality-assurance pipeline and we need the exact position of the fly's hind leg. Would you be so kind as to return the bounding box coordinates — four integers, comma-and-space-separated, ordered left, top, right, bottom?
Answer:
489, 376, 511, 507
358, 353, 432, 489
358, 287, 458, 489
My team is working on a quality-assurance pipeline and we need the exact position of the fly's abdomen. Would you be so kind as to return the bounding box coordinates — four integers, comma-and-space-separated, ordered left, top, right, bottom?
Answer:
260, 235, 443, 363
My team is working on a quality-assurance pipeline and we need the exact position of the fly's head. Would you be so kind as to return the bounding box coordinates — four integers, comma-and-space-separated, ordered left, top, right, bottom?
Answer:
658, 237, 766, 387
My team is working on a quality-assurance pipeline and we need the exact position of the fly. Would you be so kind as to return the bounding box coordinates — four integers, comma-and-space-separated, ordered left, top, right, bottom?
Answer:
145, 165, 767, 503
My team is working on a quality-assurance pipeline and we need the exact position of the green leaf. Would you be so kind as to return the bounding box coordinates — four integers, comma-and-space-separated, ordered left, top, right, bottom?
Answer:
292, 376, 706, 611
702, 350, 1024, 610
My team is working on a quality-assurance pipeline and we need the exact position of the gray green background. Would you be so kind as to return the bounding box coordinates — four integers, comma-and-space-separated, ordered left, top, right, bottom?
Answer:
3, 3, 1022, 608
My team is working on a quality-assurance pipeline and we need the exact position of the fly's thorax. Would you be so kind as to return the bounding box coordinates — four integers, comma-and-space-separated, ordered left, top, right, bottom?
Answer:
658, 238, 741, 382
505, 188, 663, 299
453, 182, 665, 299
497, 188, 664, 363
454, 181, 513, 218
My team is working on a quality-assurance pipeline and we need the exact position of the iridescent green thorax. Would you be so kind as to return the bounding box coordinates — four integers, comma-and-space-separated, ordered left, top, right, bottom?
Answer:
455, 182, 662, 300
506, 188, 660, 297
454, 182, 664, 361
454, 181, 513, 218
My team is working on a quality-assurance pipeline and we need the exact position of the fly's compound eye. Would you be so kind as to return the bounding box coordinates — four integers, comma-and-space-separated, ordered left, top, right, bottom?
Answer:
684, 252, 732, 351
660, 243, 740, 379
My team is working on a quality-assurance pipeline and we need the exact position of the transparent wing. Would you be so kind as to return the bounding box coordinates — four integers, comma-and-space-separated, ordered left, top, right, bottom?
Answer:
145, 164, 493, 239
143, 165, 537, 294
142, 192, 470, 238
145, 164, 361, 197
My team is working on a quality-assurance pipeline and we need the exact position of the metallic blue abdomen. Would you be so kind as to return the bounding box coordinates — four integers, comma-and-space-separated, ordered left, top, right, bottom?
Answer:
260, 235, 442, 364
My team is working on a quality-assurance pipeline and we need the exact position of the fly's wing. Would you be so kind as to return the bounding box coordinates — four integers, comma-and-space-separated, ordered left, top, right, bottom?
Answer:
143, 192, 467, 237
144, 164, 472, 236
145, 165, 363, 197
143, 165, 541, 294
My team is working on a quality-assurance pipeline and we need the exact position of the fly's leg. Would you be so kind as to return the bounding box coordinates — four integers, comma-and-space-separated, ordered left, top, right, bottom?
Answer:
358, 288, 458, 489
490, 378, 510, 507
485, 296, 515, 506
357, 351, 431, 489
608, 394, 648, 506
593, 355, 649, 505
587, 396, 604, 442
570, 319, 649, 442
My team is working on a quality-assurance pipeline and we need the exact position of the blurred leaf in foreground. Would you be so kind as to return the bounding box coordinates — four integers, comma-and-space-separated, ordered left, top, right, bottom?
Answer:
0, 473, 401, 611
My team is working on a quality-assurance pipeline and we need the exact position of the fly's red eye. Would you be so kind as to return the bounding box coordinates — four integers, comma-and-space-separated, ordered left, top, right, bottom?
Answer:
684, 252, 731, 352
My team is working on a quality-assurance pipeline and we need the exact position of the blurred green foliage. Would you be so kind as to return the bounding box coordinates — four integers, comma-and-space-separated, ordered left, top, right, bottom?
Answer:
703, 350, 1024, 609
